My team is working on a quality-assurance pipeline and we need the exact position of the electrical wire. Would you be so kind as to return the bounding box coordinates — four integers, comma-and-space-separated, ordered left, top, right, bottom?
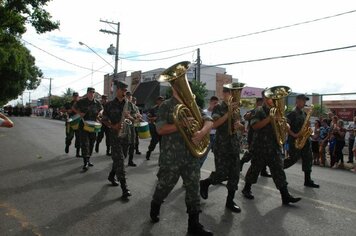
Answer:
22, 38, 111, 73
123, 50, 196, 61
121, 9, 356, 59
202, 44, 356, 68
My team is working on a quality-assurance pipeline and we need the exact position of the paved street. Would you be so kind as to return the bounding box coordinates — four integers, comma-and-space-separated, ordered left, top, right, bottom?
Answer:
0, 116, 355, 236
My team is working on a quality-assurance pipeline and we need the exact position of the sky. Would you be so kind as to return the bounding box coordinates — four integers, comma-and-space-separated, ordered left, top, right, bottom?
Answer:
12, 0, 356, 105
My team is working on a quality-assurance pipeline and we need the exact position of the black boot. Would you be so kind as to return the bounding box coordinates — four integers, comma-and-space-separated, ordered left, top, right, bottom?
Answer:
82, 157, 89, 170
242, 183, 254, 200
135, 149, 141, 155
87, 158, 94, 167
225, 190, 241, 213
65, 144, 69, 154
95, 142, 99, 153
188, 213, 213, 236
108, 171, 118, 186
150, 200, 161, 223
304, 172, 319, 188
260, 168, 272, 177
76, 148, 81, 157
199, 179, 211, 200
120, 179, 131, 200
128, 155, 137, 167
280, 186, 301, 205
146, 151, 151, 160
106, 146, 111, 156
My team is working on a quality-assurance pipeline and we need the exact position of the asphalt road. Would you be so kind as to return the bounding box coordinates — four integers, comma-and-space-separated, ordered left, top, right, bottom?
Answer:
0, 116, 355, 236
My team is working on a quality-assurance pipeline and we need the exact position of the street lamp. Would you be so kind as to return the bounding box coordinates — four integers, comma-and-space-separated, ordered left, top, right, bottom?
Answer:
78, 41, 114, 69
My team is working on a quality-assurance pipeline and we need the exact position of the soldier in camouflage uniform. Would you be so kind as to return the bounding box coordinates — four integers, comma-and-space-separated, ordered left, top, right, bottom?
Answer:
64, 92, 81, 157
101, 81, 135, 200
73, 87, 103, 170
199, 83, 244, 213
145, 96, 164, 160
284, 94, 319, 188
95, 94, 112, 156
240, 97, 271, 177
241, 89, 302, 205
149, 86, 214, 236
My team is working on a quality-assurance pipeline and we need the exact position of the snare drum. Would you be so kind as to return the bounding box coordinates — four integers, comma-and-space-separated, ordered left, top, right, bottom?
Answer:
68, 114, 81, 130
83, 121, 102, 133
137, 121, 151, 139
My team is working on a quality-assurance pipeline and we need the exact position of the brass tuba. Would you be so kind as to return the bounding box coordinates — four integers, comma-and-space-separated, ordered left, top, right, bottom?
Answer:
157, 61, 210, 158
295, 105, 314, 149
263, 86, 291, 147
224, 82, 245, 135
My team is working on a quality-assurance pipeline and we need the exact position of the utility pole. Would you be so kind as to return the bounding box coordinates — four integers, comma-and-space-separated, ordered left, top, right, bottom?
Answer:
42, 78, 53, 106
196, 48, 201, 82
100, 20, 120, 81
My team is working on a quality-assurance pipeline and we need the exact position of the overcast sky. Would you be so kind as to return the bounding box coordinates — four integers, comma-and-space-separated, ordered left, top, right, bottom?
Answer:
13, 0, 356, 105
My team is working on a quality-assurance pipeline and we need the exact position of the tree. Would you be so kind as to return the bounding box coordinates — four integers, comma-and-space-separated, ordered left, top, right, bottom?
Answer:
164, 80, 208, 109
0, 0, 59, 104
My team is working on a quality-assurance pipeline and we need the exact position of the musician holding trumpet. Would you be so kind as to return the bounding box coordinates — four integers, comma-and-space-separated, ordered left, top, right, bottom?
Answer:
101, 80, 136, 200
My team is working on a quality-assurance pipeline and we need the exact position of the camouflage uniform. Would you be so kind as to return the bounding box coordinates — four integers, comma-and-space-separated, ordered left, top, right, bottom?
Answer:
74, 97, 103, 161
284, 107, 313, 173
146, 105, 161, 155
64, 100, 80, 151
102, 98, 136, 182
151, 97, 212, 214
244, 105, 288, 189
207, 101, 240, 191
96, 102, 111, 155
122, 103, 139, 164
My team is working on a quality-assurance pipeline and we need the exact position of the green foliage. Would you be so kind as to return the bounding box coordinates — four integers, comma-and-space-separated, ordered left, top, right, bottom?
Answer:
164, 80, 208, 109
0, 0, 59, 104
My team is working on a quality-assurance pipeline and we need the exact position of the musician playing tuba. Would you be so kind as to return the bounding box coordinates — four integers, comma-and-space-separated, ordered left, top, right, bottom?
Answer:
284, 94, 320, 188
150, 61, 214, 235
200, 82, 245, 214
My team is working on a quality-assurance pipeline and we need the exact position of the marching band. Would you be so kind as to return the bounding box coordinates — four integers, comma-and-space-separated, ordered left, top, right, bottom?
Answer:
61, 61, 321, 236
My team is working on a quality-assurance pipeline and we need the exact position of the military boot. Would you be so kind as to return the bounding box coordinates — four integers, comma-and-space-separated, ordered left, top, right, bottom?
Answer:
280, 186, 302, 205
304, 172, 320, 188
150, 200, 161, 223
225, 190, 241, 213
120, 179, 131, 200
76, 148, 81, 157
65, 144, 69, 154
187, 213, 213, 236
82, 157, 89, 171
87, 158, 94, 167
146, 151, 151, 160
199, 179, 211, 200
241, 183, 254, 200
106, 146, 111, 156
107, 171, 118, 186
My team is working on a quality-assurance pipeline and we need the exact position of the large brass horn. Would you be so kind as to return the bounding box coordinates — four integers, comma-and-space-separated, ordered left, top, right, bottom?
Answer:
157, 61, 210, 158
225, 82, 245, 135
263, 86, 291, 147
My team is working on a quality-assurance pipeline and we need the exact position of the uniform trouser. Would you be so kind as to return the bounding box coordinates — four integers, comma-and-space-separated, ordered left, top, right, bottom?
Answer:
284, 139, 313, 173
348, 138, 355, 162
110, 132, 126, 182
208, 142, 240, 191
134, 127, 139, 151
80, 129, 97, 157
198, 134, 215, 167
65, 123, 80, 148
96, 125, 111, 149
148, 123, 161, 152
245, 149, 288, 189
152, 152, 201, 214
123, 126, 136, 162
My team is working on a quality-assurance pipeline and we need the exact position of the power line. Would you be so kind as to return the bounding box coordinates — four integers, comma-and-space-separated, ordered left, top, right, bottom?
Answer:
121, 9, 356, 59
22, 38, 111, 73
123, 50, 196, 62
202, 44, 356, 68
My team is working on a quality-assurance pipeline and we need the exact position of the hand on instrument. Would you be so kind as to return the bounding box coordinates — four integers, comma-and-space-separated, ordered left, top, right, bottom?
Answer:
192, 130, 205, 145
